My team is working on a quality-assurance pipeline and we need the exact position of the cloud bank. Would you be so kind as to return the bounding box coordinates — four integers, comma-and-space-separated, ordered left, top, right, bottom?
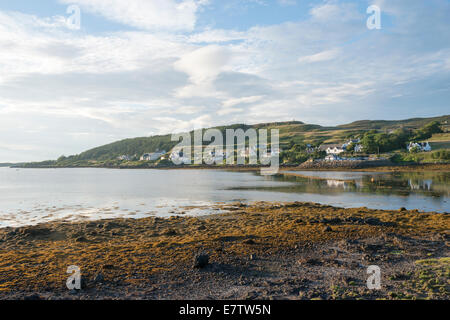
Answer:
0, 0, 449, 161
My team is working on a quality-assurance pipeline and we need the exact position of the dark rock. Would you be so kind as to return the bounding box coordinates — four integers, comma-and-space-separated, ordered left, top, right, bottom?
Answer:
298, 258, 321, 266
399, 207, 407, 212
321, 218, 342, 225
102, 264, 115, 270
75, 236, 87, 242
93, 273, 105, 283
243, 239, 256, 245
323, 226, 333, 232
193, 253, 209, 269
24, 294, 42, 301
164, 229, 177, 236
365, 218, 395, 227
20, 227, 51, 237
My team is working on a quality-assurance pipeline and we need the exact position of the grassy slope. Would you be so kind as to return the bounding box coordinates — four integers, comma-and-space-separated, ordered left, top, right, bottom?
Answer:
17, 115, 450, 166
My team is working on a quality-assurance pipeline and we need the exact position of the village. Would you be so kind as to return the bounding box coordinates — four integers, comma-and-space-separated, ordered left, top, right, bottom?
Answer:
116, 138, 433, 166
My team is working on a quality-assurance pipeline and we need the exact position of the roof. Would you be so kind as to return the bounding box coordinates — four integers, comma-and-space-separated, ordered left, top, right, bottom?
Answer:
319, 144, 343, 150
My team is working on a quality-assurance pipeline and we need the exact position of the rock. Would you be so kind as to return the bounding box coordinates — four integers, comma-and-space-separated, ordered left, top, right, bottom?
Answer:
399, 207, 407, 212
20, 227, 51, 237
197, 225, 207, 231
250, 254, 256, 261
164, 229, 177, 236
24, 294, 42, 301
102, 264, 115, 270
193, 253, 209, 269
297, 258, 321, 266
243, 239, 256, 245
320, 218, 342, 225
75, 236, 87, 242
93, 273, 105, 283
323, 226, 333, 232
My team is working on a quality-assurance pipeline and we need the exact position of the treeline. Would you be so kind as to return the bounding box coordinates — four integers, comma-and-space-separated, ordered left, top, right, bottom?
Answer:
360, 121, 443, 154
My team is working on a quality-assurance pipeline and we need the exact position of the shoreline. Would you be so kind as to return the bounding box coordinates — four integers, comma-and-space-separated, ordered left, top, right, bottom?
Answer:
0, 202, 448, 300
8, 163, 450, 172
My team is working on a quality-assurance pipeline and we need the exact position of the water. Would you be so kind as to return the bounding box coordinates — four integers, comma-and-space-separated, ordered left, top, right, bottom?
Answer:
0, 167, 448, 227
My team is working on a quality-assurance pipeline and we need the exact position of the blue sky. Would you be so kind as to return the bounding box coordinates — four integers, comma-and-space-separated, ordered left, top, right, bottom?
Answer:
0, 0, 449, 162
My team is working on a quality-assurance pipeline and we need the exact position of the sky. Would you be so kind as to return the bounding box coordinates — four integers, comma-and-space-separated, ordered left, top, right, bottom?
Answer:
0, 0, 449, 162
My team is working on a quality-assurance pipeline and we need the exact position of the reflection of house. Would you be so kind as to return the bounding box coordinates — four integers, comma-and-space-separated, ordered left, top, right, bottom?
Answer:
326, 179, 346, 188
408, 179, 432, 191
407, 142, 431, 152
140, 150, 167, 161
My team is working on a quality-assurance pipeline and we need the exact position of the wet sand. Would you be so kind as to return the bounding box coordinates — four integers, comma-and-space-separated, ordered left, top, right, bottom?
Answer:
0, 202, 448, 300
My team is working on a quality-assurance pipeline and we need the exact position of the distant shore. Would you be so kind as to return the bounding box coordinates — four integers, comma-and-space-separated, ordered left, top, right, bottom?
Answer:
8, 162, 450, 172
0, 201, 448, 300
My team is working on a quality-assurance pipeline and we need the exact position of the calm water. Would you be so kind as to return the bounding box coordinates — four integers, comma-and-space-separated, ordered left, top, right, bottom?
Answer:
0, 167, 448, 227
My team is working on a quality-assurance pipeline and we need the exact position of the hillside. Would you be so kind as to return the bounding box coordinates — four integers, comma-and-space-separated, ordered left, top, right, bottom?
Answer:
16, 115, 450, 168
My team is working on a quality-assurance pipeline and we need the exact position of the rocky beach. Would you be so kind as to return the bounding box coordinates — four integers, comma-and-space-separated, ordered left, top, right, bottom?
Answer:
0, 202, 448, 300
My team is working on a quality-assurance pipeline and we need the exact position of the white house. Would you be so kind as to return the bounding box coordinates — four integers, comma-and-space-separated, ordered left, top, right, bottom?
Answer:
325, 154, 342, 161
204, 150, 225, 163
140, 150, 167, 161
326, 145, 345, 155
342, 139, 361, 151
169, 150, 191, 164
117, 155, 131, 161
354, 144, 364, 153
407, 142, 431, 152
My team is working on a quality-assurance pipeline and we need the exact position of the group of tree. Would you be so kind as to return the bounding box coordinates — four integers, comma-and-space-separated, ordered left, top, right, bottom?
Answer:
360, 121, 443, 154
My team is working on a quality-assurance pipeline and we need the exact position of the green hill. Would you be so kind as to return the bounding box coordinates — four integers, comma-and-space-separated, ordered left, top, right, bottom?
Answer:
16, 115, 450, 168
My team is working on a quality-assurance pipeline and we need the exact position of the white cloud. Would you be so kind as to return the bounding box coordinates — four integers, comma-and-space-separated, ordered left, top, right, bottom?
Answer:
298, 48, 340, 63
222, 95, 264, 108
174, 45, 232, 98
58, 0, 208, 31
0, 0, 449, 161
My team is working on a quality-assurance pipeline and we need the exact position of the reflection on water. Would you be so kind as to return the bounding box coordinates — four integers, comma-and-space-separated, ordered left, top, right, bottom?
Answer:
276, 171, 450, 198
0, 168, 448, 227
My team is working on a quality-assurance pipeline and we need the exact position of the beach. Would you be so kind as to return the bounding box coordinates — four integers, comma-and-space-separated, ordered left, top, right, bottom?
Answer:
0, 202, 448, 300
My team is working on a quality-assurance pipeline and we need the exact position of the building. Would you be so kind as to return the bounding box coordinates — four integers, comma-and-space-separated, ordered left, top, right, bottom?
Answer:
354, 144, 364, 153
169, 150, 191, 164
306, 144, 317, 154
117, 155, 131, 161
321, 144, 345, 155
407, 142, 431, 152
342, 139, 361, 151
140, 150, 167, 161
325, 154, 342, 161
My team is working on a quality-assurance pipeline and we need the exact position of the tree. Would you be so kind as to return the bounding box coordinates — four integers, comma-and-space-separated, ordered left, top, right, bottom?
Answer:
413, 121, 443, 141
361, 133, 378, 154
